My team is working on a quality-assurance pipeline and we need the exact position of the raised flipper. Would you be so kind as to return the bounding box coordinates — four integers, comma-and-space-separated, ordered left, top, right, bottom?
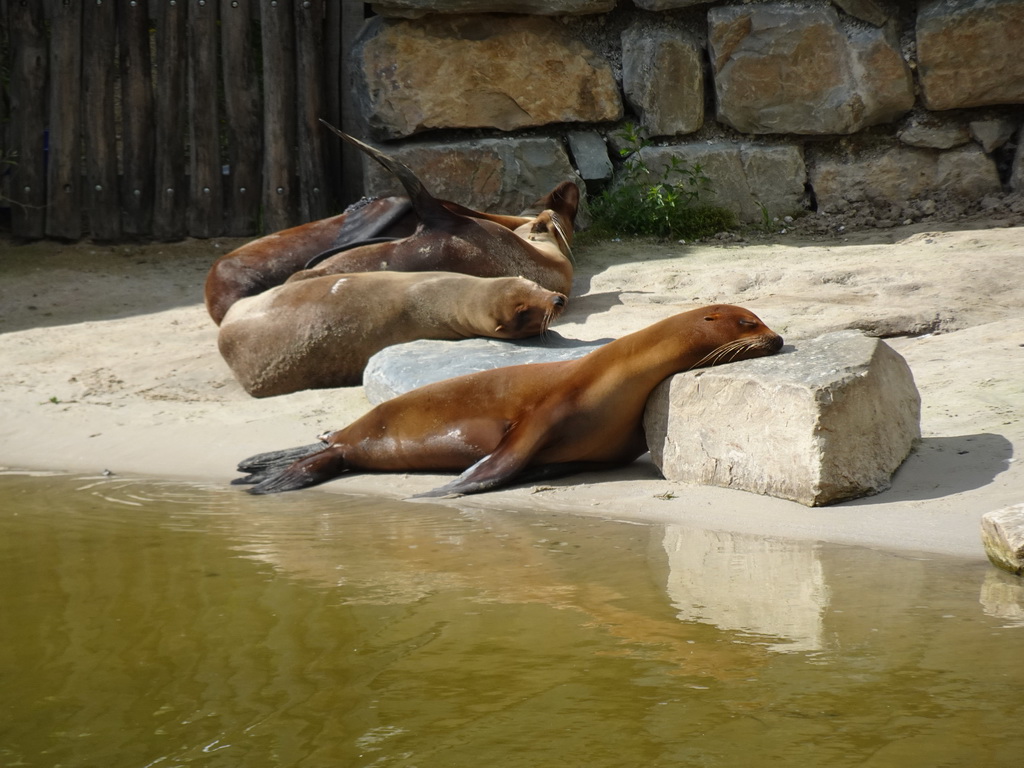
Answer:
320, 120, 454, 226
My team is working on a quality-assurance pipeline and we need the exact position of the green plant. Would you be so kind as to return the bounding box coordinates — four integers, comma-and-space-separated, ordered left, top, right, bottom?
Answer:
588, 123, 735, 241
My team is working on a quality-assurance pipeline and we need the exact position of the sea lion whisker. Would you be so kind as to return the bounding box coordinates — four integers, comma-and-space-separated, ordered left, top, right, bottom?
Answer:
690, 338, 753, 369
551, 215, 575, 264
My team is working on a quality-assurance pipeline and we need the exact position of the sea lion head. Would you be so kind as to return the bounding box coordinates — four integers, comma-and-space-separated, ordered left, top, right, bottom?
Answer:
489, 278, 567, 339
688, 304, 784, 368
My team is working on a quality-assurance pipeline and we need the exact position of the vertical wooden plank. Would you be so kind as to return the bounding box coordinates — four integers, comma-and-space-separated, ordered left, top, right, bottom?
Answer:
45, 0, 84, 241
220, 0, 262, 236
82, 0, 122, 241
0, 0, 9, 223
260, 0, 297, 233
187, 0, 223, 237
119, 0, 155, 237
8, 0, 47, 239
323, 1, 342, 205
153, 0, 188, 241
294, 0, 328, 222
339, 0, 365, 207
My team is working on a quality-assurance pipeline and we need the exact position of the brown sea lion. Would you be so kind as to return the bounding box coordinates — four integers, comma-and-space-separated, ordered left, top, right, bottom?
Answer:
218, 271, 567, 397
286, 126, 577, 296
232, 304, 783, 497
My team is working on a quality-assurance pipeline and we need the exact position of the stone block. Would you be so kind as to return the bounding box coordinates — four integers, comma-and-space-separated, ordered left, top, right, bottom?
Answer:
622, 24, 704, 137
981, 504, 1024, 576
708, 3, 912, 135
643, 331, 921, 507
354, 15, 622, 139
361, 137, 582, 222
810, 144, 1001, 211
832, 0, 891, 27
371, 0, 614, 17
639, 143, 806, 223
898, 120, 971, 150
567, 131, 613, 182
363, 332, 608, 404
969, 119, 1017, 153
917, 0, 1024, 111
633, 0, 708, 9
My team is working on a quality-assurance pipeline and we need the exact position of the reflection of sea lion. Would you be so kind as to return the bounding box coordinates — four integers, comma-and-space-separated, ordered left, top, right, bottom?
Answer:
232, 305, 783, 496
289, 126, 577, 296
218, 272, 567, 397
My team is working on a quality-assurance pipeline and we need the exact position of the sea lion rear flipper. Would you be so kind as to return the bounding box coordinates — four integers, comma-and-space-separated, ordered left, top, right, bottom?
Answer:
232, 441, 326, 484
245, 447, 349, 495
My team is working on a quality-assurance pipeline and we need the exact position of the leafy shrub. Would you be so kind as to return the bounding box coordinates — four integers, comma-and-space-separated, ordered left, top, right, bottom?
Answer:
587, 124, 735, 241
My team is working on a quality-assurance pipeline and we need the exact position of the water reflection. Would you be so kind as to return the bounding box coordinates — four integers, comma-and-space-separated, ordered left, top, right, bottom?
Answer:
1, 472, 1022, 768
663, 527, 830, 652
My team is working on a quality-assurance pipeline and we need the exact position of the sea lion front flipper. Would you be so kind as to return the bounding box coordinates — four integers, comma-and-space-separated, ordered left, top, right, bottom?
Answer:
412, 415, 561, 498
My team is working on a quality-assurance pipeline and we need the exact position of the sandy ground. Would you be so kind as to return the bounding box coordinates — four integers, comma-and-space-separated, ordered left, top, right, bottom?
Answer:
1, 221, 1021, 561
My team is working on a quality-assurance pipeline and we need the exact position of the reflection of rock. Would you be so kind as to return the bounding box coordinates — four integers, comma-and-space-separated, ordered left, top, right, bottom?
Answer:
661, 526, 830, 652
980, 570, 1024, 628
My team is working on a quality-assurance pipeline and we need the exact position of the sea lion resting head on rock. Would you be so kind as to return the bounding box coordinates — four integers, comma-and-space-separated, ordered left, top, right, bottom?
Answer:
232, 304, 783, 496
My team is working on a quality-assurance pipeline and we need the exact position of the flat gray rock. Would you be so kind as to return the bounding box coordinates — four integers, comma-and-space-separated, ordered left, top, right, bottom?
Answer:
363, 331, 609, 404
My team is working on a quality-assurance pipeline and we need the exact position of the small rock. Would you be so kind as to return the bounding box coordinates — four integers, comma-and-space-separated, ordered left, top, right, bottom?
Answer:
981, 504, 1024, 576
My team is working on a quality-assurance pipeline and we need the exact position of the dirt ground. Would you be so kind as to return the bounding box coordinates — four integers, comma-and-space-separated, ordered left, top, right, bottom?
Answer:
1, 216, 1021, 560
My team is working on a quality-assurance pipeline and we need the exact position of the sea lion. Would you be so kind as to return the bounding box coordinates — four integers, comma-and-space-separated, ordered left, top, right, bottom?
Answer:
286, 126, 577, 296
232, 304, 784, 497
218, 271, 567, 397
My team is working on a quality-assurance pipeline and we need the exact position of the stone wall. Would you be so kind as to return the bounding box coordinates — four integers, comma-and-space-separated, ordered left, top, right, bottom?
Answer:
349, 0, 1024, 228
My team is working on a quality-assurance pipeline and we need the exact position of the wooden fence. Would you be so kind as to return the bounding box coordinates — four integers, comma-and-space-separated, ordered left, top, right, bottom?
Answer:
1, 0, 368, 243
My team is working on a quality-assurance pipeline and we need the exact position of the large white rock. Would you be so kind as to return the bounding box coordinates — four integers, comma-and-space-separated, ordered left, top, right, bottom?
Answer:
644, 331, 921, 506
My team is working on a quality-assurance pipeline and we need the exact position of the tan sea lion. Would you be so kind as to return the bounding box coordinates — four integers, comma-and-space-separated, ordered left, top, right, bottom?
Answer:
232, 304, 784, 497
286, 126, 577, 296
218, 271, 567, 397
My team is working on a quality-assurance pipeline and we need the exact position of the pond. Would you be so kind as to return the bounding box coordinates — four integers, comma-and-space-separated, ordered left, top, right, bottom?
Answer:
1, 471, 1022, 767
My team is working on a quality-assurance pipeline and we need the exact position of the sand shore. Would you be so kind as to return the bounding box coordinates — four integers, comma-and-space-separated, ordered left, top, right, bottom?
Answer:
2, 223, 1021, 560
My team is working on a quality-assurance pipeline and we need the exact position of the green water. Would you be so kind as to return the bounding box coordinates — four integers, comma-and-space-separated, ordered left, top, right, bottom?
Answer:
1, 472, 1022, 768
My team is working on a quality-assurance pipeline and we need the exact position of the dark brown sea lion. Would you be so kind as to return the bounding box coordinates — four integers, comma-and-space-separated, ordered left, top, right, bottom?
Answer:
218, 271, 567, 397
232, 305, 783, 497
286, 126, 577, 296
